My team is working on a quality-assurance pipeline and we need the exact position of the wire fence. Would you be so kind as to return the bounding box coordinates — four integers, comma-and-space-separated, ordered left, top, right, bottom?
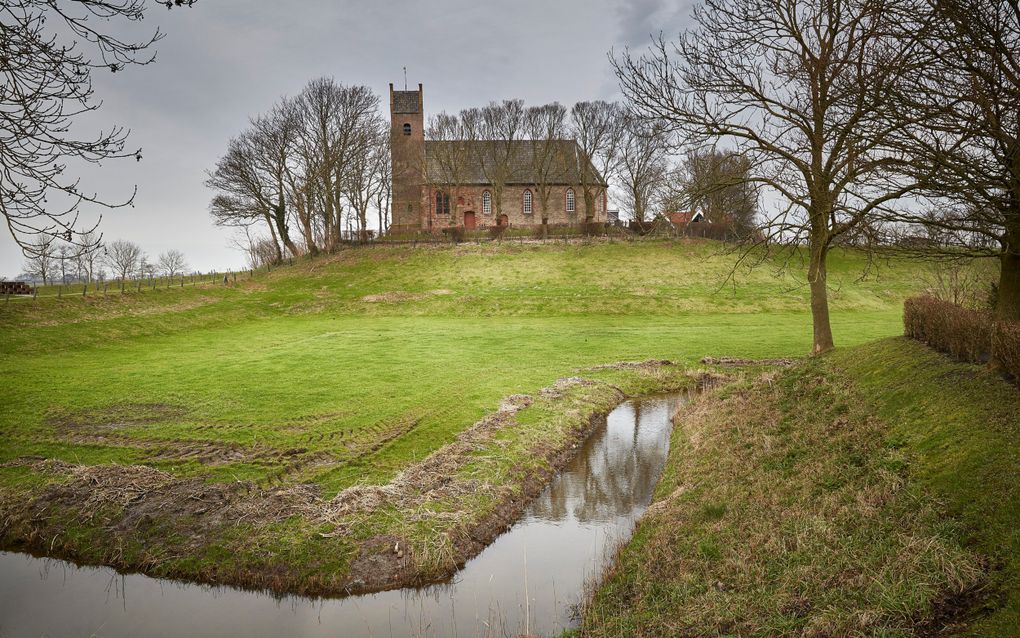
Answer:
2, 270, 255, 303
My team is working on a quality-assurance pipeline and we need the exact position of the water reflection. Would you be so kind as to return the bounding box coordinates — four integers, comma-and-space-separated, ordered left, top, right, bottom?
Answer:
0, 394, 683, 638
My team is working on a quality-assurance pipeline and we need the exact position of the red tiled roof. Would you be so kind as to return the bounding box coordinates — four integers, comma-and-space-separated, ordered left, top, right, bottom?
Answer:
667, 211, 698, 225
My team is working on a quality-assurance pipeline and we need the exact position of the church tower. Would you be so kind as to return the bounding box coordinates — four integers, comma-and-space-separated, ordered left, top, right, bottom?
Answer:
389, 83, 425, 232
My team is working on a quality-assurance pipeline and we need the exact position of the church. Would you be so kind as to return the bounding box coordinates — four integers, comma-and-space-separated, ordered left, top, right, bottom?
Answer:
388, 83, 609, 234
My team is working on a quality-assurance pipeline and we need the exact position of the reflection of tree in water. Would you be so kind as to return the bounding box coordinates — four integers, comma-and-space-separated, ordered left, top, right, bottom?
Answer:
529, 398, 676, 524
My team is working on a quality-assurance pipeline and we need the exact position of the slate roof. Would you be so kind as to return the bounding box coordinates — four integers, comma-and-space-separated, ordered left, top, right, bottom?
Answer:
392, 91, 420, 114
425, 139, 607, 187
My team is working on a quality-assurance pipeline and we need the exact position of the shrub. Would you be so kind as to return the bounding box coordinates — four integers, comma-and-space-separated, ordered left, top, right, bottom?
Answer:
488, 225, 506, 240
992, 321, 1020, 381
441, 226, 465, 243
903, 296, 992, 363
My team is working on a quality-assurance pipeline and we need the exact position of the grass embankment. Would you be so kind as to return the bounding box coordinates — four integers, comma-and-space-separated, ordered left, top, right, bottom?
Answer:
0, 239, 927, 594
579, 338, 1019, 636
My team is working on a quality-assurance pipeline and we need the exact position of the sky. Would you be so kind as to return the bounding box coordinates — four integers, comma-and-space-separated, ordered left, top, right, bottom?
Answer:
1, 0, 694, 278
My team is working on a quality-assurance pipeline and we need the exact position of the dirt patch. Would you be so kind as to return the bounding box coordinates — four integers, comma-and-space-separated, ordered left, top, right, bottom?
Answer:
48, 403, 189, 432
589, 359, 675, 370
361, 291, 427, 303
700, 356, 797, 367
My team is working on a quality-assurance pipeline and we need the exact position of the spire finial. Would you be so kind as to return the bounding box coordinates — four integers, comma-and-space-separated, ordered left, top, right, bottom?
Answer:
403, 67, 407, 90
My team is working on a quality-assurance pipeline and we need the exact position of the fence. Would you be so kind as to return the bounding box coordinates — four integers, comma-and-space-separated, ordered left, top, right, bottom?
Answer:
2, 270, 252, 303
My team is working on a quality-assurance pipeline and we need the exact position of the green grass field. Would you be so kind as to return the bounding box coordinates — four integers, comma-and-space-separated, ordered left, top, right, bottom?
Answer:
0, 240, 922, 492
0, 238, 945, 596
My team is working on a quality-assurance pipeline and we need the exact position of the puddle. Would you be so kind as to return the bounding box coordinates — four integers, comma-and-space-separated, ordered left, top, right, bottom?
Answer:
0, 393, 685, 637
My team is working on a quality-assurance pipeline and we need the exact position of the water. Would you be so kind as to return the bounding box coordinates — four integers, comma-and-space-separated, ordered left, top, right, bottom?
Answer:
0, 394, 683, 638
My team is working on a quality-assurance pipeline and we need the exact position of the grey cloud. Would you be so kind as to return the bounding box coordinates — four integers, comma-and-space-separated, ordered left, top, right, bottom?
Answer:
1, 0, 690, 277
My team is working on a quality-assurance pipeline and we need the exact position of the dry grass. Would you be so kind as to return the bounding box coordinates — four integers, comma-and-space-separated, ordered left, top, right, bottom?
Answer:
579, 361, 985, 636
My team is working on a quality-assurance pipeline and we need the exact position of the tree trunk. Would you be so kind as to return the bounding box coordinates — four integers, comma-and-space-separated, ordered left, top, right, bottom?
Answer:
996, 218, 1020, 321
272, 200, 300, 259
263, 211, 283, 263
808, 240, 835, 354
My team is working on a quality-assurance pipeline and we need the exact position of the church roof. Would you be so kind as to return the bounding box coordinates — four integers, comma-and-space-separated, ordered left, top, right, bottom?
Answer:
392, 91, 420, 114
425, 139, 607, 187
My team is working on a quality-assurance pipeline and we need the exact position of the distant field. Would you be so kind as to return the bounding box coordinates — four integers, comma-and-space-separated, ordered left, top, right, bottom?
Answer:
1, 239, 924, 493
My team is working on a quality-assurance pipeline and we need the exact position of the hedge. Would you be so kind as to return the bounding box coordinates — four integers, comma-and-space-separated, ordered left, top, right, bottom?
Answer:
903, 295, 1020, 379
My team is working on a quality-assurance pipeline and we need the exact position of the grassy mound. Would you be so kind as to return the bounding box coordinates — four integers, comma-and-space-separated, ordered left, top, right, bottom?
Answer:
0, 239, 934, 594
1, 240, 922, 492
579, 338, 1019, 636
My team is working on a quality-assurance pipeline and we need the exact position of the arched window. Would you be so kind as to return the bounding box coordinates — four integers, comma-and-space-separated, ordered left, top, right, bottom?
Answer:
565, 188, 576, 213
482, 191, 492, 215
435, 190, 450, 215
523, 189, 533, 215
402, 123, 411, 136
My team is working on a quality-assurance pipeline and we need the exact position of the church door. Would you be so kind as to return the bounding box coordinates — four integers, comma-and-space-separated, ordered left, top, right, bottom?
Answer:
498, 214, 509, 227
463, 211, 476, 229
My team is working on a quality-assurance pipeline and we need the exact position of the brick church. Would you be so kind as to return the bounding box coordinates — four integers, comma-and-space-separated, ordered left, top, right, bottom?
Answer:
388, 83, 609, 233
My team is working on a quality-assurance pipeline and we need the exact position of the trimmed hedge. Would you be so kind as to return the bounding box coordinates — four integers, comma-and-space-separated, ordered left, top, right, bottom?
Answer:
904, 295, 1020, 379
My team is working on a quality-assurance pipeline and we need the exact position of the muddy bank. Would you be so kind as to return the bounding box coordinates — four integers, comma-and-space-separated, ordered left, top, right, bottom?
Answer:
1, 392, 692, 637
0, 365, 720, 597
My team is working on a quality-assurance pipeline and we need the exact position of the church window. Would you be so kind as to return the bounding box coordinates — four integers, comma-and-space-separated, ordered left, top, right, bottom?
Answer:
523, 190, 533, 215
402, 123, 411, 136
435, 190, 450, 215
566, 188, 576, 213
482, 191, 492, 215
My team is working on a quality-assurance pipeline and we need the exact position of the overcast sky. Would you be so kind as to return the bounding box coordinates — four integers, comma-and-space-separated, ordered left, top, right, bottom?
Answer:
1, 0, 693, 278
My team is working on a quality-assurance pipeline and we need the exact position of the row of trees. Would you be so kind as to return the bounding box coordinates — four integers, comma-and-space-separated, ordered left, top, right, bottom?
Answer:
615, 0, 1020, 353
20, 235, 187, 286
206, 78, 390, 262
209, 80, 760, 261
424, 100, 757, 235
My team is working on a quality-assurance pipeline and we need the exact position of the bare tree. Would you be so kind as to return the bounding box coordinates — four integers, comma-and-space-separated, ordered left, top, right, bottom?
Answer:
230, 228, 277, 269
476, 100, 525, 223
55, 244, 74, 284
615, 0, 924, 353
157, 249, 187, 279
294, 79, 381, 251
344, 120, 388, 242
74, 229, 103, 283
663, 149, 758, 236
22, 236, 54, 284
425, 112, 476, 228
618, 115, 669, 227
888, 0, 1020, 320
372, 137, 392, 235
1, 0, 194, 256
103, 239, 142, 285
207, 115, 299, 263
570, 101, 623, 222
525, 104, 571, 226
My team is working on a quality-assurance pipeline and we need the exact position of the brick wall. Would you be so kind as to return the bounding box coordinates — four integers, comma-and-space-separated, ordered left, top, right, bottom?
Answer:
418, 184, 606, 230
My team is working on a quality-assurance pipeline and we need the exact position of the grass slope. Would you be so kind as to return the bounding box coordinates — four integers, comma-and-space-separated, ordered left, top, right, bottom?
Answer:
0, 239, 933, 593
1, 240, 921, 492
579, 338, 1019, 636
